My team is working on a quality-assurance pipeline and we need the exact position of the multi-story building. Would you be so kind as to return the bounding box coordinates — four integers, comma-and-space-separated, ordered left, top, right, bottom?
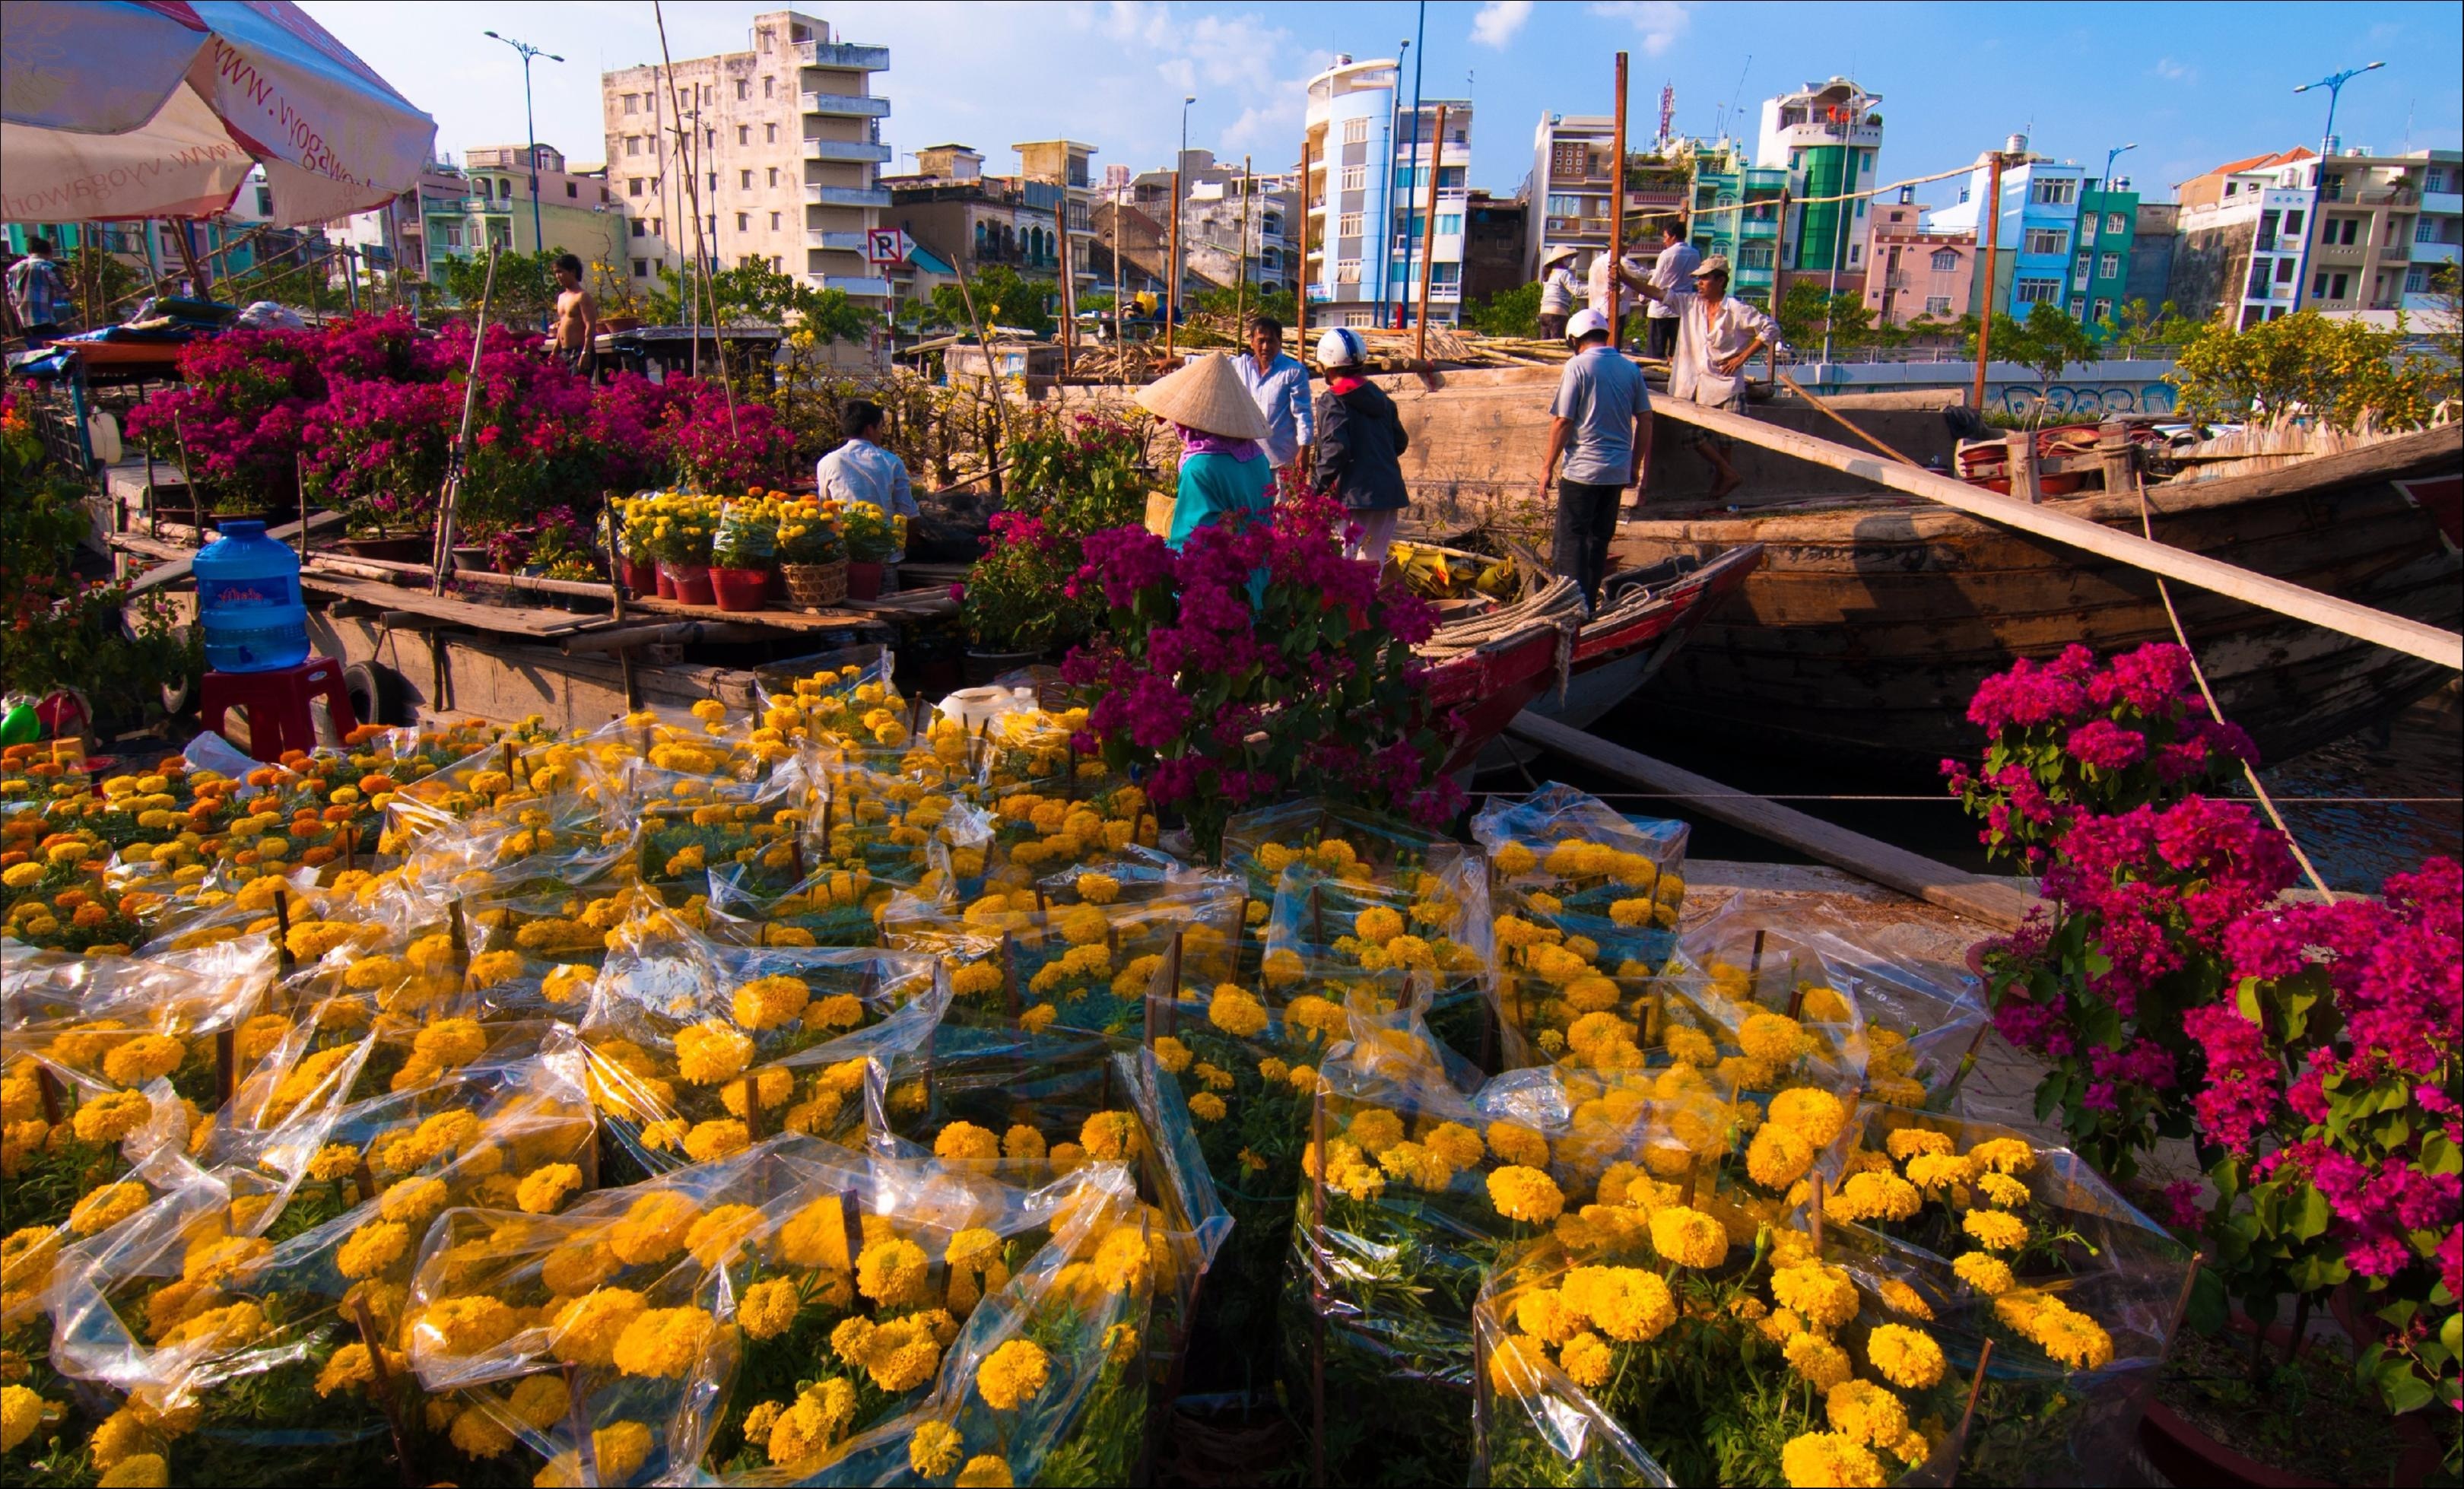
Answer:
331, 159, 472, 285
1462, 190, 1527, 304
881, 143, 1062, 313
1859, 188, 1973, 328
421, 144, 627, 275
1180, 165, 1299, 298
1013, 140, 1100, 310
1523, 116, 1698, 288
2172, 148, 2316, 328
2297, 144, 2459, 322
1302, 56, 1472, 329
1689, 139, 1786, 306
1758, 78, 1885, 294
2124, 202, 2180, 313
2069, 175, 2139, 329
600, 9, 891, 308
1932, 138, 2085, 320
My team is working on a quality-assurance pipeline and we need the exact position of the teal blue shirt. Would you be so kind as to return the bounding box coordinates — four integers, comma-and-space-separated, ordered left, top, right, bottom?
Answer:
1167, 451, 1275, 550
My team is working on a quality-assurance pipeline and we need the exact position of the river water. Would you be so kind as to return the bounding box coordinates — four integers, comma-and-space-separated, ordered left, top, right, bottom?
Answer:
1535, 683, 2462, 895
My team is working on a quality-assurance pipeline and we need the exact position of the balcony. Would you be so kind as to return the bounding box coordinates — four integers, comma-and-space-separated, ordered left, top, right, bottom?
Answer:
801, 91, 890, 119
804, 137, 893, 164
2314, 241, 2367, 263
1744, 168, 1790, 191
2410, 239, 2459, 265
805, 184, 892, 208
818, 273, 891, 297
806, 229, 868, 250
1739, 217, 1778, 239
795, 40, 890, 71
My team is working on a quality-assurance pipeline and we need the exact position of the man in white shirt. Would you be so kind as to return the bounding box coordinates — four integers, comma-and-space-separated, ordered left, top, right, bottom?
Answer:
1535, 246, 1580, 341
1585, 246, 1650, 344
816, 398, 919, 554
1636, 254, 1778, 502
1641, 220, 1699, 362
1232, 314, 1313, 496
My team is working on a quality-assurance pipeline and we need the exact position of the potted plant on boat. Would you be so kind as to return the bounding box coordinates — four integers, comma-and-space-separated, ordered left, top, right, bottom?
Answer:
776, 494, 848, 608
840, 501, 903, 599
957, 510, 1086, 682
627, 491, 719, 605
707, 497, 777, 613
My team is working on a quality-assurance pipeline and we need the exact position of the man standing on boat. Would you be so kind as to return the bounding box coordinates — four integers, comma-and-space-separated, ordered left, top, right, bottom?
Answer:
1535, 246, 1580, 341
1233, 313, 1313, 500
1637, 254, 1775, 503
1641, 219, 1698, 363
1586, 244, 1651, 347
1537, 309, 1652, 608
548, 253, 600, 382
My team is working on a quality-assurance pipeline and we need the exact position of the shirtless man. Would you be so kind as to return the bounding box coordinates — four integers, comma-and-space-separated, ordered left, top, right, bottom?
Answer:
548, 253, 599, 379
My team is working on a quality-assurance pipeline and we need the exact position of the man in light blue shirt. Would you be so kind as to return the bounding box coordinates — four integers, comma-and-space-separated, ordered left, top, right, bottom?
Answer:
1537, 310, 1653, 608
1232, 314, 1313, 491
817, 398, 919, 535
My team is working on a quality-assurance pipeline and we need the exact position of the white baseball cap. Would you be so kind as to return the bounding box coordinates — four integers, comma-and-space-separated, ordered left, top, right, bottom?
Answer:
1316, 325, 1366, 367
1564, 308, 1611, 343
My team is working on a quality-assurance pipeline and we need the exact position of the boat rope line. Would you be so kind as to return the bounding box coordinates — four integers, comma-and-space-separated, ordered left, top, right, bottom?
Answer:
2135, 474, 2338, 903
1475, 792, 2461, 805
1630, 160, 1982, 227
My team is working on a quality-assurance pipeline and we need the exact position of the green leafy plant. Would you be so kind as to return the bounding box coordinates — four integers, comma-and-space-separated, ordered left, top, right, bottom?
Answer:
2167, 308, 2447, 430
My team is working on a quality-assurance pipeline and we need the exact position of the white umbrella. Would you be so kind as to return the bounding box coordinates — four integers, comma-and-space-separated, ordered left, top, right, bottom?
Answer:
0, 0, 436, 226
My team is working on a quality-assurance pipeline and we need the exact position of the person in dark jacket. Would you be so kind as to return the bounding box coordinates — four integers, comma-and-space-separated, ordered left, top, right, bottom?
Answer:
1309, 325, 1411, 564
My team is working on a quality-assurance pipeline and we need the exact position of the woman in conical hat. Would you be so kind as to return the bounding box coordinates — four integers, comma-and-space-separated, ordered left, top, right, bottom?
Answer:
1136, 352, 1276, 551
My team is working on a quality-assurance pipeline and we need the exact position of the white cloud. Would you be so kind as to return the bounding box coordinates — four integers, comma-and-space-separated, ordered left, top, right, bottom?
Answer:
1471, 2, 1534, 49
2153, 57, 2196, 83
1586, 2, 1692, 57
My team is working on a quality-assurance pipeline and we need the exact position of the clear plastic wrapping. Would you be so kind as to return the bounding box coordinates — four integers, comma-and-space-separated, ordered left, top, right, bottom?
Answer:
1474, 784, 1691, 968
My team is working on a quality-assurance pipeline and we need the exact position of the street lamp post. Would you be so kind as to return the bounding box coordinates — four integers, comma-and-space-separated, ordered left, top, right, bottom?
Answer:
1178, 94, 1195, 311
2289, 62, 2383, 310
484, 30, 564, 256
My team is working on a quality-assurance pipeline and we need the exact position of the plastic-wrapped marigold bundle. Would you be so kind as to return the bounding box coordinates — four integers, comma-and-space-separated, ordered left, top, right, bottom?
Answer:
1282, 1008, 1741, 1487
972, 774, 1158, 890
576, 931, 946, 1179
1220, 797, 1488, 966
379, 723, 592, 847
1475, 783, 1691, 966
1790, 1104, 2196, 1485
1262, 853, 1495, 1068
390, 791, 631, 904
624, 753, 821, 903
451, 886, 651, 1020
706, 856, 898, 949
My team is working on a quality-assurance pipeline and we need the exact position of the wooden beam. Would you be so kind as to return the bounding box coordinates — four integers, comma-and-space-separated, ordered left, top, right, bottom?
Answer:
1506, 713, 2041, 931
559, 621, 775, 655
1646, 397, 2464, 671
122, 510, 345, 595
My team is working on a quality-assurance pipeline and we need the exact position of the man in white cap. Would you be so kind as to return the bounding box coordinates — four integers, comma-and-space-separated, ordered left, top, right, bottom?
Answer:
1536, 308, 1652, 608
1637, 253, 1777, 502
1640, 218, 1698, 362
1535, 245, 1580, 341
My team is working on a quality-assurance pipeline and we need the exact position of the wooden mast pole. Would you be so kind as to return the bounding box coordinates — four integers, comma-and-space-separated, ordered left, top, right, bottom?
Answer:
1165, 170, 1181, 363
1608, 52, 1629, 348
1414, 105, 1449, 363
1972, 149, 2007, 409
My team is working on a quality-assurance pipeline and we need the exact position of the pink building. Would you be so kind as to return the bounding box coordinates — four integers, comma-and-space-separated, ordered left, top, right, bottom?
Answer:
1862, 195, 1975, 327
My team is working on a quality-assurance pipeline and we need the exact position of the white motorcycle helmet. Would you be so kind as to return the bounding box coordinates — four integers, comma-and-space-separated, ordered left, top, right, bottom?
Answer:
1316, 325, 1366, 368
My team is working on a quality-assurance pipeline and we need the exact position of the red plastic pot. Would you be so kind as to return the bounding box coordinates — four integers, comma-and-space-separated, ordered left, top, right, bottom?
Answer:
2139, 1310, 2446, 1489
661, 561, 714, 607
710, 566, 771, 613
621, 557, 659, 597
846, 560, 883, 600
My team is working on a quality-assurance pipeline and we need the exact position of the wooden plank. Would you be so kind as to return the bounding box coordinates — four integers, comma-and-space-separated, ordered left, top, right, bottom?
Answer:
621, 594, 886, 633
297, 571, 613, 638
1506, 712, 2041, 931
123, 510, 345, 595
1648, 398, 2464, 671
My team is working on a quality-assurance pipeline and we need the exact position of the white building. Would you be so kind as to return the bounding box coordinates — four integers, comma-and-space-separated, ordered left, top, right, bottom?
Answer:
1302, 56, 1472, 328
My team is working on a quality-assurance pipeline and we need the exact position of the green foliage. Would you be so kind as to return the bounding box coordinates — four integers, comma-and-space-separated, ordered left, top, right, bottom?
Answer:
1773, 278, 1881, 354
961, 415, 1151, 652
1187, 284, 1299, 327
434, 248, 560, 327
2094, 297, 2198, 354
648, 259, 878, 344
931, 265, 1054, 338
1465, 282, 1543, 338
2167, 307, 2449, 431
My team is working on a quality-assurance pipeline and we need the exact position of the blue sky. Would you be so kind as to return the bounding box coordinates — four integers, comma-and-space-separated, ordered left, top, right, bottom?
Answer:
301, 1, 2463, 202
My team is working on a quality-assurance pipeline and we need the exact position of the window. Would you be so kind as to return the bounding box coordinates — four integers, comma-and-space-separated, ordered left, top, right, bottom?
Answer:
627, 178, 643, 196
2429, 168, 2450, 194
442, 222, 464, 247
2275, 256, 2297, 282
1924, 294, 1951, 315
1338, 211, 1363, 238
1335, 258, 1361, 284
2281, 210, 2303, 237
2028, 178, 2077, 205
255, 186, 274, 215
767, 123, 778, 143
2014, 278, 2061, 305
2105, 212, 2126, 236
704, 127, 716, 148
1738, 244, 1773, 270
738, 125, 751, 146
2335, 217, 2361, 246
633, 258, 649, 276
623, 94, 639, 114
740, 170, 753, 189
767, 167, 779, 187
2327, 272, 2349, 299
626, 136, 641, 157
1437, 213, 1462, 236
632, 220, 647, 237
2023, 227, 2069, 256
2069, 297, 2087, 317
2309, 271, 2329, 297
764, 75, 774, 99
2098, 252, 2121, 280
2092, 297, 2113, 322
1340, 165, 1366, 192
736, 212, 749, 231
707, 172, 718, 193
1262, 212, 1281, 236
2408, 265, 2431, 292
735, 79, 748, 101
1927, 249, 1958, 273
565, 182, 578, 198
650, 217, 661, 236
1342, 118, 1369, 144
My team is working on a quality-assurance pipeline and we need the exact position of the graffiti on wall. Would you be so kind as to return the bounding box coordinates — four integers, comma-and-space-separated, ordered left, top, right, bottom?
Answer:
1994, 383, 2177, 417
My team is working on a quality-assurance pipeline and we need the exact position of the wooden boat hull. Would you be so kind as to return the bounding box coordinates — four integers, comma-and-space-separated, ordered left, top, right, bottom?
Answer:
1608, 424, 2464, 767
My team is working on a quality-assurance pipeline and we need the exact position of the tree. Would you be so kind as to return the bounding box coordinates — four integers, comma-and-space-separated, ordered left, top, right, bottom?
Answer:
1773, 278, 1879, 357
1968, 303, 2097, 424
1464, 282, 1542, 338
1188, 284, 1298, 326
435, 248, 560, 328
646, 258, 875, 342
62, 245, 141, 325
2167, 308, 2446, 431
2095, 297, 2198, 356
929, 264, 1052, 338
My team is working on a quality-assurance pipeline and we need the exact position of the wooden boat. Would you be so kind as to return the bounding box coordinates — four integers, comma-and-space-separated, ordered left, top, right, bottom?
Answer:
1355, 361, 2461, 769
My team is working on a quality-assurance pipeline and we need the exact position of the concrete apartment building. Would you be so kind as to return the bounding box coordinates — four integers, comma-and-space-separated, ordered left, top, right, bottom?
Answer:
2300, 145, 2459, 322
1932, 138, 2086, 320
331, 159, 473, 285
1859, 189, 1973, 328
2069, 174, 2139, 328
600, 9, 891, 307
881, 144, 1062, 303
1522, 116, 1691, 287
1462, 190, 1527, 303
1303, 56, 1473, 329
1759, 78, 1885, 294
1014, 140, 1100, 310
2124, 202, 2180, 313
2173, 148, 2320, 327
421, 144, 627, 275
1180, 162, 1300, 298
1688, 141, 1785, 306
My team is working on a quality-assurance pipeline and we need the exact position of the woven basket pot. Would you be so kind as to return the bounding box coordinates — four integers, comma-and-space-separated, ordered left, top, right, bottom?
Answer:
783, 560, 849, 607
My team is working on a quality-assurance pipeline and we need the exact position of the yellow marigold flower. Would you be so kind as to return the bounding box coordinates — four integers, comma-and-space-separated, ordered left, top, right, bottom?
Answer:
1661, 1024, 1718, 1067
1827, 1171, 1923, 1225
1207, 986, 1268, 1037
1951, 1252, 2015, 1297
1746, 1125, 1815, 1190
1080, 1110, 1141, 1161
71, 1091, 154, 1145
611, 1192, 701, 1265
1771, 1261, 1860, 1332
675, 1019, 754, 1084
976, 1337, 1051, 1410
1346, 1109, 1406, 1156
1090, 1225, 1152, 1295
1738, 1012, 1812, 1065
1784, 1332, 1854, 1391
857, 1237, 929, 1306
551, 1287, 647, 1368
1419, 1122, 1485, 1170
101, 1034, 186, 1087
1556, 1329, 1615, 1387
732, 973, 811, 1030
1782, 1430, 1888, 1487
1487, 1120, 1550, 1169
1826, 1379, 1910, 1449
1150, 1036, 1194, 1075
1863, 1321, 1948, 1390
1648, 1205, 1729, 1269
1977, 1172, 2031, 1208
413, 1018, 488, 1069
685, 1203, 764, 1266
534, 1420, 652, 1487
740, 1277, 802, 1341
463, 950, 524, 989
98, 1454, 171, 1488
995, 1122, 1046, 1163
1768, 1087, 1849, 1148
910, 1421, 964, 1478
612, 1304, 716, 1377
1885, 1128, 1954, 1161
863, 1320, 942, 1393
1876, 1279, 1935, 1321
378, 1175, 449, 1226
335, 1219, 409, 1279
1562, 1265, 1676, 1343
1904, 1151, 1973, 1194
541, 1239, 621, 1297
1515, 1287, 1581, 1345
2, 1383, 48, 1451
1487, 1166, 1567, 1225
1962, 1209, 2028, 1252
935, 1120, 1002, 1163
1966, 1137, 2035, 1176
1075, 872, 1120, 905
516, 1163, 583, 1214
506, 1373, 570, 1431
956, 1456, 1014, 1488
420, 1295, 519, 1355
1187, 1091, 1227, 1122
1492, 842, 1538, 877
2024, 1300, 2115, 1370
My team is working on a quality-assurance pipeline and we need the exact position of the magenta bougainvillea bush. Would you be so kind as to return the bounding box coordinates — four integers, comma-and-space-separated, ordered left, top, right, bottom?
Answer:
1952, 643, 2459, 1426
1061, 494, 1461, 857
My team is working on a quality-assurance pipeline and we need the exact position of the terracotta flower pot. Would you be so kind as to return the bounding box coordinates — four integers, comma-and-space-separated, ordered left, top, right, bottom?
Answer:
846, 560, 884, 601
450, 544, 494, 574
335, 534, 433, 563
655, 567, 676, 599
621, 557, 659, 597
710, 566, 771, 612
2139, 1309, 2447, 1489
661, 561, 715, 607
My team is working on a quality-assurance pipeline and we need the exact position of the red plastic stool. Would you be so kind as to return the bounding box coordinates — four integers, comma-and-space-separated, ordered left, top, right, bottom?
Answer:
198, 658, 358, 761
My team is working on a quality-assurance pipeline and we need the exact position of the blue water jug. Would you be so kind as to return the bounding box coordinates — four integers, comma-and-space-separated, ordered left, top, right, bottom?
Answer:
195, 520, 310, 673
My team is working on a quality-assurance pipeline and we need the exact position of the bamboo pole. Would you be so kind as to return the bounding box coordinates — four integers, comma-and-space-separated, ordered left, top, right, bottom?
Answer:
1973, 151, 2007, 410
1414, 105, 1449, 362
430, 243, 500, 596
1633, 400, 2464, 670
1776, 368, 1921, 465
1608, 52, 1629, 348
1165, 170, 1181, 363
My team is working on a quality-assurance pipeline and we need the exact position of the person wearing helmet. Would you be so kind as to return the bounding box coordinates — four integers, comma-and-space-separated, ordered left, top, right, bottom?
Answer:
1537, 307, 1652, 608
1309, 326, 1412, 566
1535, 245, 1580, 341
1635, 253, 1777, 502
1134, 352, 1276, 551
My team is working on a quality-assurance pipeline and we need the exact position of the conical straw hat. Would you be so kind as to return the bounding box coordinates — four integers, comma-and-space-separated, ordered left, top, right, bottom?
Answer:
1135, 353, 1273, 443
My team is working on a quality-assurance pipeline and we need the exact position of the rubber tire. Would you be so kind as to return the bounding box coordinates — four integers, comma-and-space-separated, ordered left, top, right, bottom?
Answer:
342, 662, 405, 729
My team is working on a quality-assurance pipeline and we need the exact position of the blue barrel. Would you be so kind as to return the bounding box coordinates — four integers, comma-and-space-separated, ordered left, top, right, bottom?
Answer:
194, 520, 310, 673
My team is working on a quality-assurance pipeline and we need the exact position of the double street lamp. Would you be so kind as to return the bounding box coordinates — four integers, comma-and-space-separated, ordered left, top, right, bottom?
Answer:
2289, 62, 2384, 310
484, 30, 564, 255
